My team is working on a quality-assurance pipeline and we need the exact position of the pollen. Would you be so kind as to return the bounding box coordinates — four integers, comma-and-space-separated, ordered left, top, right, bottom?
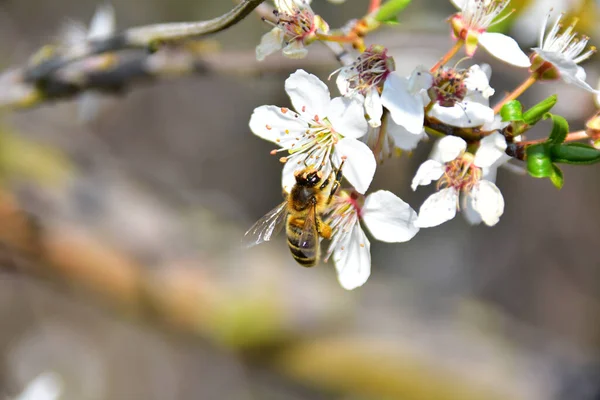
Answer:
266, 124, 272, 130
281, 107, 289, 113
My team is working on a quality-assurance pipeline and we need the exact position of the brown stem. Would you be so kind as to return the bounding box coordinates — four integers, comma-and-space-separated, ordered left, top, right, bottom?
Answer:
519, 130, 589, 146
492, 75, 537, 114
430, 40, 463, 73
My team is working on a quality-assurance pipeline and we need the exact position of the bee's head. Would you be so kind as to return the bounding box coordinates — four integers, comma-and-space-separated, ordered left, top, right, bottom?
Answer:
295, 168, 322, 187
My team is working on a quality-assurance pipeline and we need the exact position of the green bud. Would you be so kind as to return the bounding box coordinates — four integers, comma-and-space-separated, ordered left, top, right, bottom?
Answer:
549, 164, 564, 189
374, 0, 411, 23
546, 113, 569, 144
526, 144, 553, 178
522, 95, 557, 125
500, 100, 523, 122
550, 143, 600, 165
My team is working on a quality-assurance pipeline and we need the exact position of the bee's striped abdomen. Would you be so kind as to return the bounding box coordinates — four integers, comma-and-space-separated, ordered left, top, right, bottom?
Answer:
286, 218, 319, 267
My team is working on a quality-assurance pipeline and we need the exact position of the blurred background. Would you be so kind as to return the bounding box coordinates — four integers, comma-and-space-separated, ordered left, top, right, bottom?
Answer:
0, 0, 599, 399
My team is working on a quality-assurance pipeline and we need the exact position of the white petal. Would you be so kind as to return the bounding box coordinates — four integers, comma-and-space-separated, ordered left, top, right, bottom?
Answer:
333, 223, 371, 290
450, 0, 466, 10
249, 105, 307, 143
328, 96, 369, 138
282, 40, 309, 59
256, 28, 284, 61
335, 66, 353, 96
479, 32, 531, 68
407, 66, 434, 93
365, 88, 383, 128
470, 180, 504, 226
415, 187, 459, 228
411, 159, 444, 190
474, 132, 508, 168
16, 373, 62, 400
88, 3, 116, 40
463, 194, 483, 225
381, 73, 424, 134
285, 69, 331, 118
362, 190, 419, 242
465, 64, 495, 99
386, 120, 426, 151
333, 138, 376, 194
429, 101, 494, 128
434, 135, 467, 163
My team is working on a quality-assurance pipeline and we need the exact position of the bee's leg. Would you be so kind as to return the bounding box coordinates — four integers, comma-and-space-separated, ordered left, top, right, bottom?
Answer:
317, 217, 332, 239
327, 159, 346, 204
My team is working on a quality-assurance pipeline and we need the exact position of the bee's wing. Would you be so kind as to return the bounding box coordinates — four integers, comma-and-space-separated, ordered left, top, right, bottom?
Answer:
242, 201, 288, 248
298, 202, 318, 250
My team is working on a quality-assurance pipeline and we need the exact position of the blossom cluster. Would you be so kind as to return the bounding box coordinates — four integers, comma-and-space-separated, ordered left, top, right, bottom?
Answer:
246, 0, 600, 290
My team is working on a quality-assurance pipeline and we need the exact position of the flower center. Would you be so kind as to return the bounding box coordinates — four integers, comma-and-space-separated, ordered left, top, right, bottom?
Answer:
539, 14, 596, 64
428, 67, 468, 107
273, 1, 317, 43
460, 0, 510, 31
270, 108, 340, 168
438, 153, 482, 192
343, 45, 395, 95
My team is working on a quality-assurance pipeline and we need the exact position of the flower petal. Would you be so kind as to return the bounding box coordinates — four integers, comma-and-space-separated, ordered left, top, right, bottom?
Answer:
407, 66, 434, 94
362, 190, 419, 242
256, 28, 284, 61
450, 0, 466, 10
465, 64, 495, 99
381, 73, 424, 134
386, 120, 426, 151
474, 132, 508, 168
282, 40, 309, 59
365, 88, 383, 128
429, 101, 494, 128
88, 3, 116, 40
411, 159, 445, 191
249, 105, 307, 144
431, 135, 467, 163
463, 194, 483, 225
333, 223, 371, 290
328, 96, 369, 138
333, 138, 376, 194
470, 180, 504, 226
285, 69, 331, 117
16, 372, 62, 400
335, 66, 353, 96
479, 32, 531, 68
415, 187, 458, 228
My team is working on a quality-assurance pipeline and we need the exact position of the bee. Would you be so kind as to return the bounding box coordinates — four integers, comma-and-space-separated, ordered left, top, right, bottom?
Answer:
243, 160, 344, 267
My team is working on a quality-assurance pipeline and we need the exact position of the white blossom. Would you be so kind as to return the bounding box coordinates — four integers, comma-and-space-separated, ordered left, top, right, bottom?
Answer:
450, 0, 530, 67
427, 64, 495, 128
325, 190, 419, 290
333, 45, 396, 128
60, 3, 116, 122
13, 372, 62, 400
412, 134, 508, 227
256, 0, 328, 61
249, 69, 376, 193
532, 11, 598, 93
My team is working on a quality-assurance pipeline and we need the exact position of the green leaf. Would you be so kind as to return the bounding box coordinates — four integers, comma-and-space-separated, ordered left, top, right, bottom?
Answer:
526, 144, 553, 178
500, 100, 523, 122
546, 113, 569, 144
549, 164, 564, 189
374, 0, 411, 23
522, 95, 557, 125
550, 143, 600, 164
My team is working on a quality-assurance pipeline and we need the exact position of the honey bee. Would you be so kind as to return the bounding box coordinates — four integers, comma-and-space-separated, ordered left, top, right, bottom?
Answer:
243, 160, 344, 267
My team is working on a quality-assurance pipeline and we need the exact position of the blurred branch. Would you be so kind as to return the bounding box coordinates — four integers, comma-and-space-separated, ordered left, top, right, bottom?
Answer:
0, 188, 537, 400
0, 1, 265, 111
24, 0, 265, 81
